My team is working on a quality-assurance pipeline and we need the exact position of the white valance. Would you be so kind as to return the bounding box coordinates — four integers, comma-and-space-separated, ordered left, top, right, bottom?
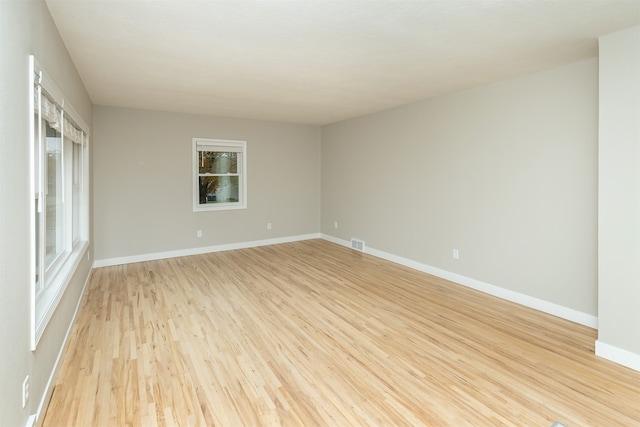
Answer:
196, 140, 245, 153
35, 89, 62, 131
34, 87, 86, 145
63, 115, 85, 145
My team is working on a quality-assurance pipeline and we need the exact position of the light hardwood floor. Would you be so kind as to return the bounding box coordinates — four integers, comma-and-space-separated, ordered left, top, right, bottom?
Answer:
43, 239, 639, 426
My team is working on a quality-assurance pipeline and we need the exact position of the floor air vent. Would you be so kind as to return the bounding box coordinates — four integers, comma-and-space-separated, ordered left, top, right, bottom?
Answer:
350, 238, 365, 252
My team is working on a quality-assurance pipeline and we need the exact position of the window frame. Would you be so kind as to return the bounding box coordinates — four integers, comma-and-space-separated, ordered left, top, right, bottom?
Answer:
29, 56, 90, 350
192, 138, 247, 212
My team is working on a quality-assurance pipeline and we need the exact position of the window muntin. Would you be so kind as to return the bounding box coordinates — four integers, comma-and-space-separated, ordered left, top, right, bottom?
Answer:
193, 139, 246, 211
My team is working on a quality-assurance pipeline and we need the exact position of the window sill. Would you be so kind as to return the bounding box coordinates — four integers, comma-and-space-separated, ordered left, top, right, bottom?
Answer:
193, 203, 247, 212
33, 240, 88, 350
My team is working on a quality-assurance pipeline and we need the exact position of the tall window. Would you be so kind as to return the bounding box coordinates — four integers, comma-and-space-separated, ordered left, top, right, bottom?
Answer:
30, 56, 89, 349
193, 138, 247, 211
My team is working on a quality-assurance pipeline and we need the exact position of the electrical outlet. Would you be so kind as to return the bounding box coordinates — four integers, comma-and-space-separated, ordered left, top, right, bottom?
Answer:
196, 230, 203, 238
453, 249, 459, 260
22, 375, 29, 408
267, 223, 272, 230
334, 221, 338, 229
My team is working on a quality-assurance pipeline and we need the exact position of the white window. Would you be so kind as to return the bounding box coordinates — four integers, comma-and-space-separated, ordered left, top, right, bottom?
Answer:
29, 56, 90, 349
193, 138, 247, 211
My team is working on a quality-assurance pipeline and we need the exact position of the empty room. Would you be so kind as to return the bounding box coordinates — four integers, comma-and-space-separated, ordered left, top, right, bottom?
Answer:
1, 0, 639, 426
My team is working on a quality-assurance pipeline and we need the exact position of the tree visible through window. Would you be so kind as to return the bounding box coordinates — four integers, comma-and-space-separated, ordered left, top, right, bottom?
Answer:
193, 139, 246, 211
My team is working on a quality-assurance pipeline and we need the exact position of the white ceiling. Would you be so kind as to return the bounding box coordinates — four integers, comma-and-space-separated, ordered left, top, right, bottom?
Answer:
45, 0, 640, 125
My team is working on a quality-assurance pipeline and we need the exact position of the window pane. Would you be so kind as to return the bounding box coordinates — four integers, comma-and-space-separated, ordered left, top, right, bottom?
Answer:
34, 114, 41, 289
199, 175, 239, 204
35, 194, 41, 290
72, 143, 80, 243
198, 151, 238, 174
45, 122, 63, 268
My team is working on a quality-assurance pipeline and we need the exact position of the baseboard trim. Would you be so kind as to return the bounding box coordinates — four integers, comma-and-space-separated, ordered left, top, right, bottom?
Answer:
321, 234, 598, 328
94, 233, 322, 268
31, 267, 92, 427
96, 233, 599, 329
24, 415, 36, 427
595, 340, 640, 372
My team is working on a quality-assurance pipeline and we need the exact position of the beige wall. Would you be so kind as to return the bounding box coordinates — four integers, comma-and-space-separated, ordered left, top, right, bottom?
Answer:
598, 26, 640, 360
0, 1, 93, 425
322, 59, 598, 316
93, 106, 321, 261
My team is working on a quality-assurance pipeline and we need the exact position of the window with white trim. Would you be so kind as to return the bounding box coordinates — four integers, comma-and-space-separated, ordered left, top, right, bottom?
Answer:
30, 56, 90, 349
193, 138, 247, 211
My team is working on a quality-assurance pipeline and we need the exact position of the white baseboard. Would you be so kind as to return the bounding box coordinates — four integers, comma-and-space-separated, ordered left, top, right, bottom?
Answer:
321, 234, 598, 328
595, 340, 640, 372
95, 232, 600, 328
31, 268, 93, 427
96, 234, 640, 370
94, 233, 322, 268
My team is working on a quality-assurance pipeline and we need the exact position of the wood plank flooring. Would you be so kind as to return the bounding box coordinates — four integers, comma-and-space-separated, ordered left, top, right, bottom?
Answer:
43, 239, 640, 426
